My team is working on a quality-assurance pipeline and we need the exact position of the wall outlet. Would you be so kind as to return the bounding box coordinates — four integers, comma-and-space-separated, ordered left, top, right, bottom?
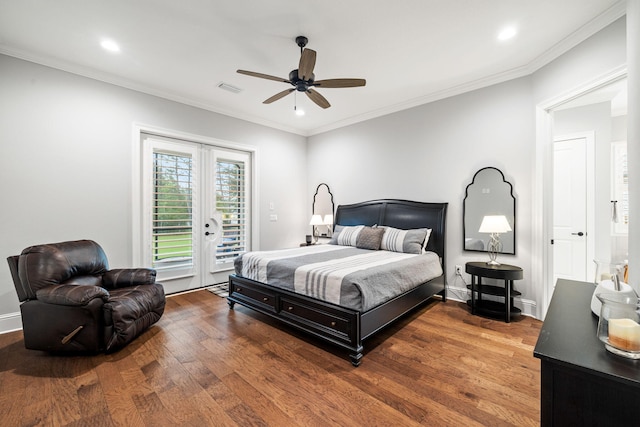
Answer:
455, 264, 463, 276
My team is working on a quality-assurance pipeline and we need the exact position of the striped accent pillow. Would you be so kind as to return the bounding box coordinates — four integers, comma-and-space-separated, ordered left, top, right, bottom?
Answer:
329, 225, 364, 247
380, 227, 431, 254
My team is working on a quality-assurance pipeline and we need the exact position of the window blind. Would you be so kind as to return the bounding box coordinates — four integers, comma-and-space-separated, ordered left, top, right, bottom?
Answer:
215, 159, 247, 263
152, 151, 194, 270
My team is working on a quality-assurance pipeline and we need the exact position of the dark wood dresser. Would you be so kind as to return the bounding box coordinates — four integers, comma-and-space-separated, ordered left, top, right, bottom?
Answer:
534, 279, 640, 426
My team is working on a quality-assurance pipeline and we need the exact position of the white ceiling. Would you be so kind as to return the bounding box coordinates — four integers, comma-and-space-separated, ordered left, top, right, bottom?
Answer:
0, 0, 625, 136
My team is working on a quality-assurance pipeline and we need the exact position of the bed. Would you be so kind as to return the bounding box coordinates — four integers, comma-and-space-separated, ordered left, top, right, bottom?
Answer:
227, 199, 448, 366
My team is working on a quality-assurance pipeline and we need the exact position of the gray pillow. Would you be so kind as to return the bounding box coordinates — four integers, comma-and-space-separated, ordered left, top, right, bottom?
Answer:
356, 226, 385, 250
329, 225, 364, 246
380, 226, 431, 254
329, 225, 344, 245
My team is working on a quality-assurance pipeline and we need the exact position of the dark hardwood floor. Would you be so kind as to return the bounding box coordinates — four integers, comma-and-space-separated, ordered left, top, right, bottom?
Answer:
0, 290, 542, 426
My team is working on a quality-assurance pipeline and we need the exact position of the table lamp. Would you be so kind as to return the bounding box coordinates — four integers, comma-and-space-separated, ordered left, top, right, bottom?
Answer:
478, 215, 512, 266
309, 214, 324, 243
322, 214, 334, 237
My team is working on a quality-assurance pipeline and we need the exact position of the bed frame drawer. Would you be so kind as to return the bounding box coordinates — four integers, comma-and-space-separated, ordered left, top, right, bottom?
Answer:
229, 280, 278, 313
279, 297, 357, 346
228, 275, 362, 352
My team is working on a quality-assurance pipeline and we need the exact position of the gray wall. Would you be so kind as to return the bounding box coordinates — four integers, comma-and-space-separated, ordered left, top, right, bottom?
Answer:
308, 76, 536, 311
532, 17, 626, 104
0, 54, 307, 328
307, 17, 627, 316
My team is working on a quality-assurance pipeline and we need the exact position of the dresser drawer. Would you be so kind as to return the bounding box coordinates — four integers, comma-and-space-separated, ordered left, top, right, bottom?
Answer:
230, 281, 278, 312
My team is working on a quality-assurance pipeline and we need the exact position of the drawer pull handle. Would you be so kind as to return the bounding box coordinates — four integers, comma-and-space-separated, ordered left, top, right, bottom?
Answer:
330, 321, 336, 327
263, 297, 268, 302
288, 306, 294, 311
237, 287, 242, 292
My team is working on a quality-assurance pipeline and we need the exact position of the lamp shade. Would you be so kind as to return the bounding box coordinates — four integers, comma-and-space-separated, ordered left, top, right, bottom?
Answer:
322, 214, 333, 225
309, 214, 324, 225
478, 215, 512, 233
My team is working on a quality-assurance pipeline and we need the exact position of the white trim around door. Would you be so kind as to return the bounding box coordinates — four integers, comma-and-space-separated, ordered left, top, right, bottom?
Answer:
131, 123, 259, 294
534, 65, 626, 319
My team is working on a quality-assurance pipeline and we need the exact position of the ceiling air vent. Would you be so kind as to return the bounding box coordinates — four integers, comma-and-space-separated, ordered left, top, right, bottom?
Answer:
217, 82, 242, 94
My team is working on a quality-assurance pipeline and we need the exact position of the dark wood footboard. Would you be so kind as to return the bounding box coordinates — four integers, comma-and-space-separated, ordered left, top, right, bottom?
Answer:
227, 273, 445, 366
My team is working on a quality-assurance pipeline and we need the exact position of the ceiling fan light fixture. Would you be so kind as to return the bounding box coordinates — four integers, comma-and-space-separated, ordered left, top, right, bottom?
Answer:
294, 92, 305, 116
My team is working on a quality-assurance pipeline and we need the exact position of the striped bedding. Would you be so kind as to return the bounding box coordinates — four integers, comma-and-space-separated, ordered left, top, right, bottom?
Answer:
234, 244, 443, 311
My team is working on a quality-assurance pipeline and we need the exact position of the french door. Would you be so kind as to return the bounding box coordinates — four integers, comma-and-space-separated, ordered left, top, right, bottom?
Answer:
141, 134, 251, 294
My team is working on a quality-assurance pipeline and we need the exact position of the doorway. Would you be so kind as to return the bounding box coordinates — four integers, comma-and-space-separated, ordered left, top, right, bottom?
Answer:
536, 72, 628, 318
137, 132, 255, 294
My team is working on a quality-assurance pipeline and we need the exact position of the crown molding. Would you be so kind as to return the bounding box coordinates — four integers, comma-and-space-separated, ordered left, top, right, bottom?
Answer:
0, 46, 308, 137
308, 64, 532, 136
307, 0, 627, 136
525, 0, 627, 74
1, 0, 626, 138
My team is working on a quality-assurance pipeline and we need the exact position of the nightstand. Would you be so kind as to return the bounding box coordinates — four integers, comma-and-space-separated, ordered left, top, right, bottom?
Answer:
465, 261, 523, 323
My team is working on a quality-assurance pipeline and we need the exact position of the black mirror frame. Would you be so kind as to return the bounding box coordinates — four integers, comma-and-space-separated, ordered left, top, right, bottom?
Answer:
312, 183, 335, 236
463, 167, 516, 255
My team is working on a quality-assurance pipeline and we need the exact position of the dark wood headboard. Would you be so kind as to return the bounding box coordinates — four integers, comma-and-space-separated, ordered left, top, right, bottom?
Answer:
334, 199, 448, 263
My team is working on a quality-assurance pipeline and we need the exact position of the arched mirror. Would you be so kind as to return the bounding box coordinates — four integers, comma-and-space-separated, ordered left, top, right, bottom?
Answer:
312, 183, 334, 238
463, 167, 516, 254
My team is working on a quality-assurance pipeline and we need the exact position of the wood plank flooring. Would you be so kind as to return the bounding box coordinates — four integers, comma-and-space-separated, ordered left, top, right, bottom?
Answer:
0, 290, 542, 426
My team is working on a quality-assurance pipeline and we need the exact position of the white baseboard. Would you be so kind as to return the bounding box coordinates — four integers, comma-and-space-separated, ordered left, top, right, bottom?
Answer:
446, 284, 538, 319
0, 312, 22, 335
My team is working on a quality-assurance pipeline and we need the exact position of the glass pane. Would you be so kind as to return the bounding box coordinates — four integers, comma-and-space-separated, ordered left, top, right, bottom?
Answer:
152, 152, 194, 269
216, 159, 246, 263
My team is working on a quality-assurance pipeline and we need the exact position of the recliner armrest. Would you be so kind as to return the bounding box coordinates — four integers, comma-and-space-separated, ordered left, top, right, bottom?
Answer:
36, 284, 110, 306
102, 268, 156, 289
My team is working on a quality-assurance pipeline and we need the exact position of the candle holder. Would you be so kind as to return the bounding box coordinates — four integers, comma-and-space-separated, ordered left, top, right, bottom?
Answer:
596, 293, 640, 359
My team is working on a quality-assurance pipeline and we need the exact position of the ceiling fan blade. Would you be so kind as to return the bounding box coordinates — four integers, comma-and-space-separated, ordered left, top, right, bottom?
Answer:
314, 78, 366, 88
263, 88, 295, 104
237, 69, 290, 84
298, 49, 317, 80
306, 89, 330, 109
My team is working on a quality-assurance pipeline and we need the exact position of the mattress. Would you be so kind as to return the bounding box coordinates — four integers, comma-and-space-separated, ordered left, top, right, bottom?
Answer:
234, 244, 443, 311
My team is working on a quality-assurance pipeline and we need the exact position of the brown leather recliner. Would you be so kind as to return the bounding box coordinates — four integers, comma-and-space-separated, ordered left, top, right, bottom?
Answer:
6, 240, 165, 352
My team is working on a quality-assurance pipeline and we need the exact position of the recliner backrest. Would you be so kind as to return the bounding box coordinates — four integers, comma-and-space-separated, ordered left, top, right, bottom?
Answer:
14, 240, 109, 300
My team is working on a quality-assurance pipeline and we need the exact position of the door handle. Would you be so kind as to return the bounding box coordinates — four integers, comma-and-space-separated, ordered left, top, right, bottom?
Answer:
571, 232, 584, 236
205, 231, 213, 236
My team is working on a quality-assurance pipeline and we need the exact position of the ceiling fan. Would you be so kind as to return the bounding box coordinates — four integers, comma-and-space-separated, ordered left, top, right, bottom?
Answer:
237, 36, 366, 109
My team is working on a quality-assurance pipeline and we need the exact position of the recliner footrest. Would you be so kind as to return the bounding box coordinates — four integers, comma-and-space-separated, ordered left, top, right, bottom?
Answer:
20, 299, 104, 352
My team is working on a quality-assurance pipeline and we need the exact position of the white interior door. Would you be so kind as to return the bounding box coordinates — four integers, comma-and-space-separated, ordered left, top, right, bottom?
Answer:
141, 135, 251, 293
552, 135, 590, 285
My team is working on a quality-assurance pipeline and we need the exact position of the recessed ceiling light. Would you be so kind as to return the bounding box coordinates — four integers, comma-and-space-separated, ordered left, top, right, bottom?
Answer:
100, 39, 120, 53
497, 26, 517, 41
